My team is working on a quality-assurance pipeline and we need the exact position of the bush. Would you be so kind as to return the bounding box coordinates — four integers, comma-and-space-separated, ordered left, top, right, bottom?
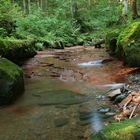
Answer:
0, 0, 21, 37
15, 9, 80, 48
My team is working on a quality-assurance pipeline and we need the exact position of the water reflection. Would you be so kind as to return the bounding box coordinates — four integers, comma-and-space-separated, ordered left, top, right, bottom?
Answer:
91, 110, 103, 132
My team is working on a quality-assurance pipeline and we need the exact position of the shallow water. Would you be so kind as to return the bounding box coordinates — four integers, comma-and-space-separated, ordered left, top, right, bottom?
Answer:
0, 46, 136, 140
78, 60, 103, 67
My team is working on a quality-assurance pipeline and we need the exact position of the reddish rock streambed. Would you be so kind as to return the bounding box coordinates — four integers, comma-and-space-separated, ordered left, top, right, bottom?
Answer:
0, 46, 137, 140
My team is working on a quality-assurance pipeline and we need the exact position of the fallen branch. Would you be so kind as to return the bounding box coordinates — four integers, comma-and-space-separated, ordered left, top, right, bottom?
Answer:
129, 103, 139, 119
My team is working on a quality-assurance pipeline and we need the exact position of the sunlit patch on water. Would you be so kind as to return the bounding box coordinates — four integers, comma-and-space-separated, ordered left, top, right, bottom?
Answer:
78, 60, 103, 67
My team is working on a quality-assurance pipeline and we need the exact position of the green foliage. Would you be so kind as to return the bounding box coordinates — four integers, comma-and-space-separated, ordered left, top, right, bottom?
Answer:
15, 7, 80, 47
0, 28, 7, 37
0, 0, 21, 37
0, 0, 138, 52
0, 0, 21, 20
14, 0, 122, 48
89, 117, 140, 140
68, 0, 121, 34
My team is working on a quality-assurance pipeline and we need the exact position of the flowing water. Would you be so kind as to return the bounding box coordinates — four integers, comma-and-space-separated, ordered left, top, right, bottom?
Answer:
0, 46, 136, 140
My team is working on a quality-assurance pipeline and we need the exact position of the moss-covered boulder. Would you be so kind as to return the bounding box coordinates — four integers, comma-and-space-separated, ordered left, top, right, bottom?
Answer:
117, 21, 140, 66
0, 58, 24, 105
89, 117, 140, 140
105, 29, 120, 55
0, 38, 36, 62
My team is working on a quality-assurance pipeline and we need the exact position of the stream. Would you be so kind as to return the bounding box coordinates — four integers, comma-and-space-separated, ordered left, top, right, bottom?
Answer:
0, 46, 136, 140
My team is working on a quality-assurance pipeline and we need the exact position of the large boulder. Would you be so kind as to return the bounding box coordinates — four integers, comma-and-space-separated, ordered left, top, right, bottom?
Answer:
0, 38, 36, 63
117, 21, 140, 66
0, 58, 24, 105
105, 21, 140, 67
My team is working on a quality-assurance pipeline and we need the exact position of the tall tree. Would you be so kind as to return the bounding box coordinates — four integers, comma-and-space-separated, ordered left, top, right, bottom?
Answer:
88, 0, 91, 9
23, 0, 26, 13
40, 0, 43, 10
120, 0, 128, 21
71, 0, 78, 18
132, 0, 138, 19
27, 0, 31, 14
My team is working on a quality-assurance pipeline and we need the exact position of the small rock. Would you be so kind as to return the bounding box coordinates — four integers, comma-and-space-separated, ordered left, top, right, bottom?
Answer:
105, 112, 116, 116
114, 94, 126, 104
54, 118, 69, 127
96, 95, 105, 100
102, 59, 113, 64
98, 108, 110, 113
107, 89, 121, 99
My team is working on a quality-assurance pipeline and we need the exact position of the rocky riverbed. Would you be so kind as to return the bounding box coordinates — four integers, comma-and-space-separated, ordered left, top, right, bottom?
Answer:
0, 46, 139, 140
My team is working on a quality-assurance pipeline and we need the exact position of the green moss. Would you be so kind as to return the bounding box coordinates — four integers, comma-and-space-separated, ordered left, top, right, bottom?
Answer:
117, 21, 140, 66
0, 58, 22, 81
89, 117, 140, 140
105, 29, 120, 54
0, 37, 36, 60
0, 58, 24, 104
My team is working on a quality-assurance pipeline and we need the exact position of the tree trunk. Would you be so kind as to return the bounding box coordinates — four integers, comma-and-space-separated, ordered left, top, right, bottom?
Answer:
40, 0, 43, 10
42, 0, 48, 11
23, 0, 26, 13
121, 0, 128, 21
88, 0, 91, 9
121, 0, 128, 16
132, 0, 138, 19
28, 0, 31, 14
71, 0, 78, 18
37, 0, 40, 9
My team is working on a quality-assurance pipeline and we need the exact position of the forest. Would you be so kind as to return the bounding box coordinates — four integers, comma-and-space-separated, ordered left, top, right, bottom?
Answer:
0, 0, 140, 140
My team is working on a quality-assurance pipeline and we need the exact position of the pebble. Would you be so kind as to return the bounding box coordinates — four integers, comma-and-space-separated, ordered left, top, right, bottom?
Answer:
98, 108, 110, 113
